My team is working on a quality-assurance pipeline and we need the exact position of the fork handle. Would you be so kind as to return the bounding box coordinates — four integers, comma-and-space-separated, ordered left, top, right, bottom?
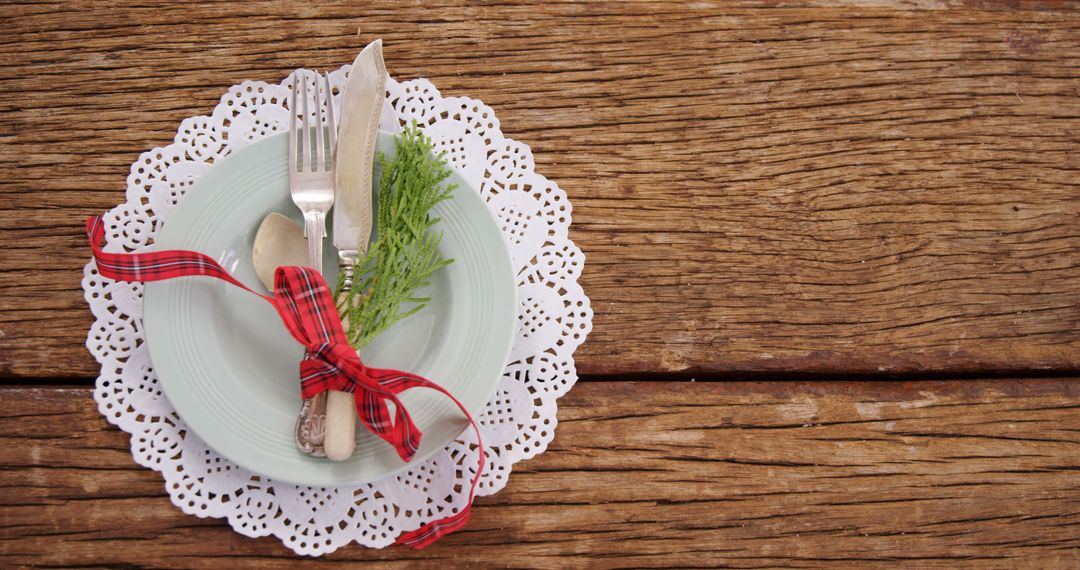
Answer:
303, 212, 324, 273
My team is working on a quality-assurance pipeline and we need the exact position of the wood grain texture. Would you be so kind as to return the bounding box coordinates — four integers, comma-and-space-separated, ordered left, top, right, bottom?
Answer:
0, 380, 1077, 568
1, 1, 1079, 379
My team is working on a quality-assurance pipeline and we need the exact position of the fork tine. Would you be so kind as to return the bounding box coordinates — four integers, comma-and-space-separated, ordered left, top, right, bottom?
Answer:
301, 71, 311, 172
289, 71, 298, 175
314, 71, 325, 172
324, 73, 336, 168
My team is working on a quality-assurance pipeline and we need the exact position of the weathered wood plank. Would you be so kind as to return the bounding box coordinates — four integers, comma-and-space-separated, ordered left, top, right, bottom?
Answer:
1, 1, 1079, 379
0, 380, 1077, 567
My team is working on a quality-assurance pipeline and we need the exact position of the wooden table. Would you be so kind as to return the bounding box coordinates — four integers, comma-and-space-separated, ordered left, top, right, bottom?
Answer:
1, 1, 1077, 567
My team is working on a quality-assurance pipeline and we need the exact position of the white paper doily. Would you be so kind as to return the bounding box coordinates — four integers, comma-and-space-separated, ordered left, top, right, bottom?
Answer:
82, 67, 592, 556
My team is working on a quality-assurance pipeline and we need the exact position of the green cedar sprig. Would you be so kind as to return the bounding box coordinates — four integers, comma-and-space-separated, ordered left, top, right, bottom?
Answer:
335, 122, 455, 349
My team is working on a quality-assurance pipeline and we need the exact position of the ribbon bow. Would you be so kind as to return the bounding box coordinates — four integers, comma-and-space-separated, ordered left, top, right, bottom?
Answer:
87, 215, 482, 548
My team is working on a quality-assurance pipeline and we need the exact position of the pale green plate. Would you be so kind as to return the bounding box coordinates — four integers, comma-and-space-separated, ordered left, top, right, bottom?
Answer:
144, 131, 516, 486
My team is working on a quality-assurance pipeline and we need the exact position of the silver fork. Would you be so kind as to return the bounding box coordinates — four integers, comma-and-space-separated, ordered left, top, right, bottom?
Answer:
289, 70, 336, 457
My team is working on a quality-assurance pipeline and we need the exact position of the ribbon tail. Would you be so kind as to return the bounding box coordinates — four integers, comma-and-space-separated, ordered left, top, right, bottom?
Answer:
369, 366, 486, 549
396, 508, 472, 549
354, 389, 421, 463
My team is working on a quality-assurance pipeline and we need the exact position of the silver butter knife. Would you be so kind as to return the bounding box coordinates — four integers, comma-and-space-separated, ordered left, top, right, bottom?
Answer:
322, 40, 388, 462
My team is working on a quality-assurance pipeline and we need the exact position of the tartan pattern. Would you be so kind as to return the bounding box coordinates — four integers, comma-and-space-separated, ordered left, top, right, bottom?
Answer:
87, 215, 483, 548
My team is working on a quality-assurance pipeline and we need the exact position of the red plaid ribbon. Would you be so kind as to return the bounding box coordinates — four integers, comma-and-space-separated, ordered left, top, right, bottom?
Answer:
87, 215, 483, 548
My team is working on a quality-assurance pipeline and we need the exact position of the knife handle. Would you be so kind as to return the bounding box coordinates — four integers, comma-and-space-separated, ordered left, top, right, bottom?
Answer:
324, 390, 356, 461
324, 252, 362, 462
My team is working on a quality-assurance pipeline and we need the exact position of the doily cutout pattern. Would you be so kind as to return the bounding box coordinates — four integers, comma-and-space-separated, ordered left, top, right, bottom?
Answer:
82, 67, 592, 556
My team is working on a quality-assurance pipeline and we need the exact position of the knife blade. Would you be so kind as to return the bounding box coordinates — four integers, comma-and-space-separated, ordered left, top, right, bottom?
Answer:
323, 40, 387, 462
333, 39, 386, 282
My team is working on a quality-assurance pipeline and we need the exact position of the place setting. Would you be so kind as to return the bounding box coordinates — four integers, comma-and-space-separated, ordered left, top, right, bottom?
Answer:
82, 40, 592, 555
